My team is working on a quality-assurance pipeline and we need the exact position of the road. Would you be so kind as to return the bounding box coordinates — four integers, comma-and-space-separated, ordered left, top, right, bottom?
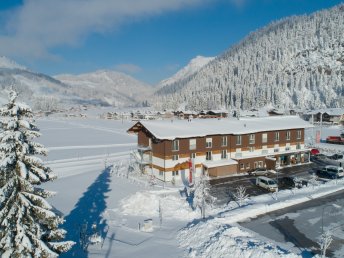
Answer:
239, 189, 344, 257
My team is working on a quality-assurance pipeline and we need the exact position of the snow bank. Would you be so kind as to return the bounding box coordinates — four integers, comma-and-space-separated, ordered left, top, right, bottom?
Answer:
179, 221, 299, 258
120, 190, 199, 220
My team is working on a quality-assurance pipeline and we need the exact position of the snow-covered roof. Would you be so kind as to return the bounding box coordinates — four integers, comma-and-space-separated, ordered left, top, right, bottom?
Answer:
304, 108, 344, 116
203, 159, 238, 168
130, 116, 312, 140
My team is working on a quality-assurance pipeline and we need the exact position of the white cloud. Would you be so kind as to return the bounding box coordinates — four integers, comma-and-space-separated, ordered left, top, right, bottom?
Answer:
115, 63, 142, 74
0, 0, 209, 59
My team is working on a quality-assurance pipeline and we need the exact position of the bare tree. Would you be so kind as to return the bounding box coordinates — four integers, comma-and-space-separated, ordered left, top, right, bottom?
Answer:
234, 185, 249, 207
319, 230, 333, 258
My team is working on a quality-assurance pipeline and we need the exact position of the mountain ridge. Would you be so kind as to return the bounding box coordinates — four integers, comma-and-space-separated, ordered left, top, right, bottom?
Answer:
154, 4, 344, 111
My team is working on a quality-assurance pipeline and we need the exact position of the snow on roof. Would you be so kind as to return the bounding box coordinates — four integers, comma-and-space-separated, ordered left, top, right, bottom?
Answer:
135, 116, 312, 140
304, 108, 344, 116
203, 159, 238, 168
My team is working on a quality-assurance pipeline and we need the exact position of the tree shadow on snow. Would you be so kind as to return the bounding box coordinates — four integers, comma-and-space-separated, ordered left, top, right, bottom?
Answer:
61, 167, 112, 258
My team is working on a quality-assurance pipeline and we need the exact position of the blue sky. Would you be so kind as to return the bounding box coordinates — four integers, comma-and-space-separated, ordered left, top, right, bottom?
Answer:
0, 0, 342, 84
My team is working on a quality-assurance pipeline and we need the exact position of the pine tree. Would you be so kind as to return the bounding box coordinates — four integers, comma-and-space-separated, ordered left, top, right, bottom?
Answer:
0, 91, 74, 257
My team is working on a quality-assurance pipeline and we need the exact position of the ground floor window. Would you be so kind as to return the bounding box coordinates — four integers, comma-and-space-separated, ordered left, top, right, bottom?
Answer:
246, 163, 250, 169
172, 170, 179, 176
258, 161, 263, 168
159, 171, 163, 176
221, 150, 227, 159
206, 151, 212, 161
296, 142, 301, 149
254, 161, 258, 168
240, 163, 244, 170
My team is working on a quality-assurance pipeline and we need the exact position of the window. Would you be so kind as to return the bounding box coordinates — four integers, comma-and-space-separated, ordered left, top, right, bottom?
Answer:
189, 139, 196, 150
246, 163, 250, 169
274, 144, 279, 153
190, 153, 196, 159
206, 138, 212, 148
235, 148, 242, 158
296, 142, 301, 149
262, 133, 268, 143
172, 154, 179, 161
221, 150, 227, 159
249, 147, 255, 152
286, 131, 291, 141
236, 135, 242, 145
172, 171, 179, 176
235, 153, 242, 158
274, 132, 280, 141
262, 149, 268, 154
221, 136, 227, 146
172, 140, 179, 151
159, 171, 163, 176
297, 130, 302, 140
254, 161, 258, 168
206, 151, 212, 161
285, 143, 290, 151
240, 163, 244, 170
249, 134, 255, 144
258, 161, 263, 168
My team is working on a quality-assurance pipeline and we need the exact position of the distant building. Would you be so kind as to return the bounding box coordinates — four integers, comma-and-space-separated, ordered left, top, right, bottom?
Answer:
304, 108, 344, 124
199, 110, 228, 119
127, 116, 312, 182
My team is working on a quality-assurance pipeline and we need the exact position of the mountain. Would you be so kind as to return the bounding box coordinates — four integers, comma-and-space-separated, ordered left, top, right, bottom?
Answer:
156, 56, 214, 90
0, 57, 153, 108
55, 70, 153, 107
154, 4, 344, 111
0, 64, 74, 107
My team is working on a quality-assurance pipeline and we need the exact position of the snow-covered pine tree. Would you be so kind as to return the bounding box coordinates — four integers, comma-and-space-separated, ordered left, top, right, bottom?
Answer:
192, 174, 215, 219
0, 90, 74, 257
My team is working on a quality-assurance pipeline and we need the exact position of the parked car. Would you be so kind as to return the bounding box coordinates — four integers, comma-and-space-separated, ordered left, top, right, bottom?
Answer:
325, 154, 344, 168
256, 176, 278, 192
316, 169, 337, 179
323, 165, 344, 177
327, 154, 344, 160
279, 176, 308, 189
248, 168, 270, 176
278, 177, 295, 189
314, 153, 327, 160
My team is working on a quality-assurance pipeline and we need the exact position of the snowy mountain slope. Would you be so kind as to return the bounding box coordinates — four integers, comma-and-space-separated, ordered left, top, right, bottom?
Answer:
0, 57, 153, 108
156, 55, 214, 90
55, 70, 153, 107
154, 4, 344, 110
0, 67, 74, 106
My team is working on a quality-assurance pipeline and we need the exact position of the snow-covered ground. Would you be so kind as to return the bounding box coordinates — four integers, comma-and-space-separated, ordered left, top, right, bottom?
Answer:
37, 116, 343, 257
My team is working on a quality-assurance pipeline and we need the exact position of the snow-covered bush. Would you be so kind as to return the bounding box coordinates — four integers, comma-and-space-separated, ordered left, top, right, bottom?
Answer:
192, 174, 215, 219
0, 90, 74, 257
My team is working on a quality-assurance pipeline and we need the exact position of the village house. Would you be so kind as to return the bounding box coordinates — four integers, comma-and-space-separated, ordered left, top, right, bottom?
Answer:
304, 108, 344, 124
127, 116, 312, 182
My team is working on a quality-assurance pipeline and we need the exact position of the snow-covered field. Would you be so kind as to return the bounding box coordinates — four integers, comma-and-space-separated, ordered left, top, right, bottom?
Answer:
37, 115, 343, 257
